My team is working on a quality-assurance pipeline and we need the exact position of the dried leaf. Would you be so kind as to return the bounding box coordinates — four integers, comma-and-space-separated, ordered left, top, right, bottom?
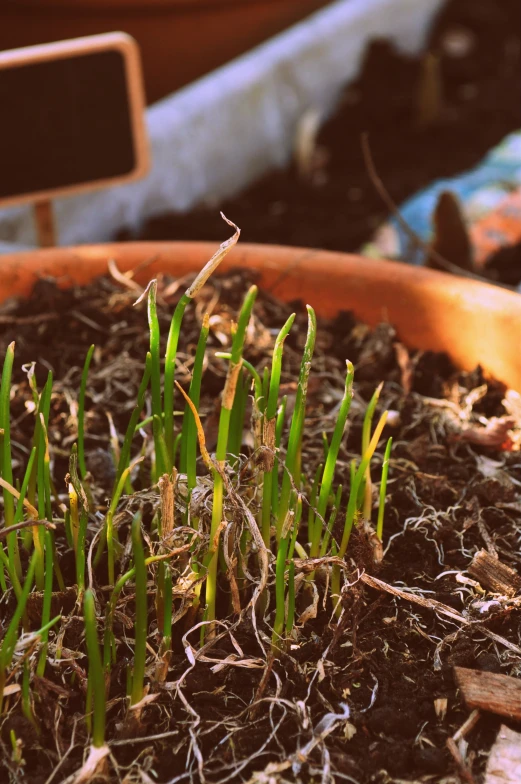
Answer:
452, 417, 516, 450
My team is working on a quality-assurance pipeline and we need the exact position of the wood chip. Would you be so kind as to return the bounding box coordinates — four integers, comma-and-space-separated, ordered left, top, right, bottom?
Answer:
394, 342, 413, 394
485, 725, 521, 784
468, 549, 521, 597
454, 667, 521, 721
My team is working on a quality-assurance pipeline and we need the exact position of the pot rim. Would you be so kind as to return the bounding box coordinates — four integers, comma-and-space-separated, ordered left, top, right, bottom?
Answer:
1, 240, 520, 392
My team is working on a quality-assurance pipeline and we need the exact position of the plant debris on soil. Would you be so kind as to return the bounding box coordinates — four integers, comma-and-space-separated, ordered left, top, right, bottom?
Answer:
132, 0, 521, 286
0, 260, 520, 784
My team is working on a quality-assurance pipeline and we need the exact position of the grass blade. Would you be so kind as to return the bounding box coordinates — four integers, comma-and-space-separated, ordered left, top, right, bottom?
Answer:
340, 410, 388, 557
376, 437, 393, 541
0, 551, 37, 713
310, 361, 354, 558
164, 217, 240, 465
180, 314, 210, 489
78, 345, 95, 479
36, 530, 54, 676
205, 286, 257, 634
0, 342, 22, 584
361, 382, 383, 521
84, 589, 106, 747
277, 307, 316, 542
114, 352, 152, 493
146, 281, 165, 479
130, 512, 147, 706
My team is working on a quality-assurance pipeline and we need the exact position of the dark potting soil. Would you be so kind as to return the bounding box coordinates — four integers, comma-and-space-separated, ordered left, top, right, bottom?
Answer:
0, 266, 520, 784
133, 0, 521, 285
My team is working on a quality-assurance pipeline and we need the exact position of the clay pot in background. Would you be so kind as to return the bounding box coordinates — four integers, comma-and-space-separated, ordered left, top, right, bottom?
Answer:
1, 242, 520, 391
0, 0, 332, 104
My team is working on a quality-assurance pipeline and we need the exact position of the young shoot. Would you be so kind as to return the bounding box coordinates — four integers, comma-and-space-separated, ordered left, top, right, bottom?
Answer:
277, 306, 316, 542
309, 360, 354, 559
163, 216, 240, 465
84, 589, 106, 748
361, 382, 383, 521
377, 437, 393, 541
205, 285, 257, 635
130, 512, 148, 707
340, 410, 389, 558
78, 344, 95, 479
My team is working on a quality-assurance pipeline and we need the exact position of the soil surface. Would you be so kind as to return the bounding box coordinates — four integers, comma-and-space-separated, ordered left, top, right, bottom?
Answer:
0, 267, 520, 784
133, 0, 521, 285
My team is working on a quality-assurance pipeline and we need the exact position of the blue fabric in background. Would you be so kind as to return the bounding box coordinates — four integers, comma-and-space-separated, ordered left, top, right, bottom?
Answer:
367, 130, 521, 266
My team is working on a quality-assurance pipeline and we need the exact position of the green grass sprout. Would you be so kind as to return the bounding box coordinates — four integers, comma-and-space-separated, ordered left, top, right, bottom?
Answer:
277, 306, 316, 542
180, 314, 210, 493
340, 410, 389, 558
78, 344, 95, 479
0, 342, 22, 585
260, 314, 295, 547
377, 437, 393, 541
130, 512, 148, 707
310, 360, 354, 560
361, 382, 383, 521
84, 589, 106, 747
36, 530, 54, 676
205, 284, 257, 636
115, 351, 152, 493
0, 552, 37, 713
0, 227, 398, 773
145, 280, 164, 479
163, 216, 240, 465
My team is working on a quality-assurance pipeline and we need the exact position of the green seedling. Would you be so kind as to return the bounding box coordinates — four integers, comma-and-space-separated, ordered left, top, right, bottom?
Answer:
146, 281, 164, 479
115, 351, 152, 493
205, 285, 257, 636
78, 344, 95, 479
0, 225, 395, 768
377, 437, 393, 541
163, 217, 240, 465
261, 314, 295, 548
84, 589, 106, 747
340, 410, 389, 558
277, 307, 316, 542
0, 342, 21, 586
309, 361, 354, 560
0, 552, 37, 713
272, 494, 302, 653
180, 314, 210, 492
130, 512, 148, 707
361, 382, 383, 521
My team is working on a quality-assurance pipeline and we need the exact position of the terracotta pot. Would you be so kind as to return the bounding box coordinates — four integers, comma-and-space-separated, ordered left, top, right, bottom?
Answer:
1, 242, 520, 391
0, 0, 331, 104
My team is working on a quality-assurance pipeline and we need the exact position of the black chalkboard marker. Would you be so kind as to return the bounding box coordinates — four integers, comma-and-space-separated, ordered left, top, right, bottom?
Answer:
0, 32, 149, 246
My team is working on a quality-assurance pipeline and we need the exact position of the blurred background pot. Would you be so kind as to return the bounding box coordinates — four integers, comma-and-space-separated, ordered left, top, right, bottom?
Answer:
0, 0, 446, 248
0, 0, 332, 103
1, 241, 520, 391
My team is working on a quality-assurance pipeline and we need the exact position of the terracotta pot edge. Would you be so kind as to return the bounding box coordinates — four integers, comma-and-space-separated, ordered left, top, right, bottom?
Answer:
1, 241, 520, 391
2, 240, 519, 306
